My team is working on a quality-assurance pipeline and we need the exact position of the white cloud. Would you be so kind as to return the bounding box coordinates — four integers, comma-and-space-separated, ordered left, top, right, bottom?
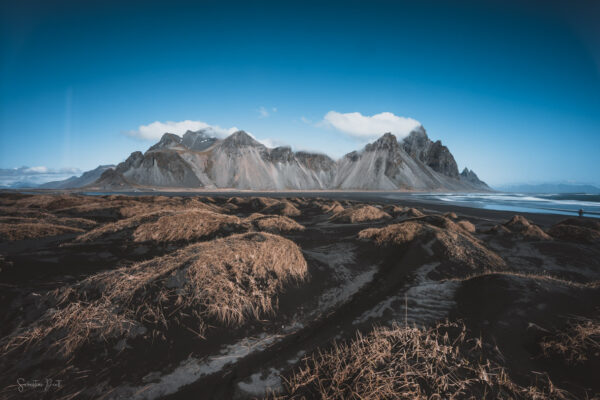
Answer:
258, 106, 270, 118
258, 138, 287, 148
258, 106, 277, 118
300, 116, 311, 124
24, 166, 49, 173
321, 111, 421, 139
127, 120, 239, 141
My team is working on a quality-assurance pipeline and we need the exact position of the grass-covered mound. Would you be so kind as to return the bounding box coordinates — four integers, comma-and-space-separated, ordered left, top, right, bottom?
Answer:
359, 215, 505, 271
1, 232, 307, 361
0, 222, 84, 241
132, 209, 246, 242
330, 205, 391, 223
548, 218, 600, 244
540, 316, 600, 365
246, 213, 305, 233
503, 215, 552, 240
277, 322, 571, 400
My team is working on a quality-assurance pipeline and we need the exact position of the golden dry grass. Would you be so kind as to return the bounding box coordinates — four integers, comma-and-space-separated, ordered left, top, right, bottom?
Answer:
0, 302, 140, 360
246, 213, 305, 233
132, 210, 246, 242
119, 197, 222, 218
7, 194, 95, 211
457, 220, 476, 233
0, 214, 97, 229
402, 207, 425, 218
261, 200, 302, 217
0, 209, 97, 241
359, 215, 505, 270
276, 322, 572, 399
502, 215, 552, 241
227, 196, 278, 210
540, 317, 600, 365
76, 208, 249, 244
319, 200, 345, 214
1, 232, 307, 359
444, 212, 458, 219
74, 210, 176, 242
0, 222, 84, 241
547, 219, 600, 244
330, 205, 391, 223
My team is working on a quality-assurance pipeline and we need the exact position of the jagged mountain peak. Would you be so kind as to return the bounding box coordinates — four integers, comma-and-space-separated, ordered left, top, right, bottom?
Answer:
460, 167, 489, 189
182, 129, 218, 151
221, 130, 263, 148
365, 132, 400, 152
182, 129, 216, 140
148, 133, 182, 152
403, 125, 429, 148
406, 125, 428, 139
402, 127, 459, 178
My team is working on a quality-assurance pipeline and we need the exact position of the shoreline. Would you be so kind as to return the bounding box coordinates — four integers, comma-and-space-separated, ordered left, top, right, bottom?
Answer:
3, 188, 593, 226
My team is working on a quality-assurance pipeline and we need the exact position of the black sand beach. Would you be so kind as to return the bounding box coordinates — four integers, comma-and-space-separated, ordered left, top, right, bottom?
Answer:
0, 192, 598, 399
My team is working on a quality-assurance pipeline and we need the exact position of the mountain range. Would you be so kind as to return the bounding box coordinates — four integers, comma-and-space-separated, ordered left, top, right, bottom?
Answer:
42, 126, 490, 191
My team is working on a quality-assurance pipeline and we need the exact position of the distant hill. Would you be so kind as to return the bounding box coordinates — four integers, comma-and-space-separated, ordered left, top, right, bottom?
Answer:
496, 183, 600, 194
39, 165, 115, 189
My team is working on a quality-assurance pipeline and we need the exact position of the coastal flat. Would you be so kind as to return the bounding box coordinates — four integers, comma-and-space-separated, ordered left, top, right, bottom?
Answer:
0, 193, 598, 399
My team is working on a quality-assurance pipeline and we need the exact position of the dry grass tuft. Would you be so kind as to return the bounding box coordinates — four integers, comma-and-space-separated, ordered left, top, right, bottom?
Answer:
119, 197, 222, 218
330, 205, 391, 224
74, 210, 176, 242
359, 215, 505, 270
0, 222, 84, 241
226, 196, 279, 211
402, 207, 425, 218
540, 317, 600, 365
444, 212, 458, 219
246, 213, 305, 233
8, 194, 94, 211
0, 214, 97, 230
1, 232, 307, 360
132, 210, 246, 242
501, 215, 552, 241
260, 200, 302, 217
321, 201, 345, 215
277, 322, 572, 399
0, 302, 140, 360
457, 220, 476, 233
548, 218, 600, 244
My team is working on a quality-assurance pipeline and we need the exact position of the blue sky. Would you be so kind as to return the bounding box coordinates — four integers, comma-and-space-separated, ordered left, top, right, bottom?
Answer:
1, 0, 599, 186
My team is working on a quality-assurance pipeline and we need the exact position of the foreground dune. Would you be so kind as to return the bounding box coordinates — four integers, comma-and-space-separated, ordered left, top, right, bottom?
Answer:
0, 193, 598, 399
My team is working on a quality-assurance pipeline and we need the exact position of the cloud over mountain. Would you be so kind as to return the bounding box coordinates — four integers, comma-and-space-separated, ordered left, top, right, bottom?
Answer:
127, 120, 239, 141
322, 111, 421, 139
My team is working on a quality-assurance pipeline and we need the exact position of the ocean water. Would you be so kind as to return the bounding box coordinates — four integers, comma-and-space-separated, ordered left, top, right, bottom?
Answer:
397, 192, 600, 218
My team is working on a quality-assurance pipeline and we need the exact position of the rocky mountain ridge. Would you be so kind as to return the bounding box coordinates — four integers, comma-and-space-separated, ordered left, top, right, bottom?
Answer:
72, 127, 490, 191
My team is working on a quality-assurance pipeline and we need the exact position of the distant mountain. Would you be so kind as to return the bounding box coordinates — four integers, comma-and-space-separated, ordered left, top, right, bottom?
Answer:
497, 183, 600, 194
402, 126, 459, 178
88, 127, 490, 191
39, 165, 115, 189
460, 168, 489, 190
0, 166, 81, 188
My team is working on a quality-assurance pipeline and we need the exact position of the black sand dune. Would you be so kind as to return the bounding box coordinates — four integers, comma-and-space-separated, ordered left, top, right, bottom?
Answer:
0, 193, 598, 399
